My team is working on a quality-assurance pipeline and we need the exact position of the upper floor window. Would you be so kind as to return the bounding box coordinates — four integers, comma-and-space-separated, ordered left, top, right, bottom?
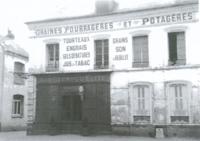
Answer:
132, 36, 149, 67
46, 43, 59, 72
168, 32, 186, 66
94, 39, 109, 69
168, 82, 189, 123
12, 94, 24, 118
14, 62, 25, 85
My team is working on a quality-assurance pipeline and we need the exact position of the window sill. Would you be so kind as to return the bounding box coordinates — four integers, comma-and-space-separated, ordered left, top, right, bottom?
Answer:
46, 67, 59, 72
14, 83, 25, 86
94, 65, 109, 69
11, 115, 23, 118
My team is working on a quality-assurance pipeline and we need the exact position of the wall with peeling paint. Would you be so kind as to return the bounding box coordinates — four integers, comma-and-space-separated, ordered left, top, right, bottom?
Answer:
111, 68, 200, 125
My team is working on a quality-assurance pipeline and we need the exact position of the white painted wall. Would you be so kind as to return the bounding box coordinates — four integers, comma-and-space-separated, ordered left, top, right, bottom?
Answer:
26, 3, 199, 72
1, 53, 28, 131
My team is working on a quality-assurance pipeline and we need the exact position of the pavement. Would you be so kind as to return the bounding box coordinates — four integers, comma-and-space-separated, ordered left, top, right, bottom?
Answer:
0, 131, 199, 141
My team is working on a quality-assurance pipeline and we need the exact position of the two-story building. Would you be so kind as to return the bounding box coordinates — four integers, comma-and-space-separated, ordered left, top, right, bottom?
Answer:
0, 31, 29, 131
26, 0, 200, 137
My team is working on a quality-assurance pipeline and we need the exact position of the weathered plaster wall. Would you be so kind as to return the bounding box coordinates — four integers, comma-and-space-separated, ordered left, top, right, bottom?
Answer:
110, 68, 200, 125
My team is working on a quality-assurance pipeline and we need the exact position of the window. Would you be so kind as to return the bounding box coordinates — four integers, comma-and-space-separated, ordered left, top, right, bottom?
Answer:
95, 39, 109, 69
14, 62, 25, 85
132, 36, 149, 67
12, 95, 24, 118
46, 43, 59, 71
168, 32, 186, 65
130, 84, 151, 123
168, 83, 189, 123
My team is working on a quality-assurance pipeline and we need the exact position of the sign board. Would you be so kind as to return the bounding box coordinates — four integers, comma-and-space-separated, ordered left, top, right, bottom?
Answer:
30, 11, 198, 38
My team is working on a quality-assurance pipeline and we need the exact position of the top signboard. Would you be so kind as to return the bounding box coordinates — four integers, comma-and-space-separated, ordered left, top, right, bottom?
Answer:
31, 11, 198, 38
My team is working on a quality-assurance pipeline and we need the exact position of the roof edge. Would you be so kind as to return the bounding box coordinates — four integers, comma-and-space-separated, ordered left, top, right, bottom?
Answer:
25, 1, 198, 25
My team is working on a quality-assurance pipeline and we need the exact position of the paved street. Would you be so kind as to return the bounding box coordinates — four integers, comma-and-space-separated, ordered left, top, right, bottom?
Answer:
0, 131, 199, 141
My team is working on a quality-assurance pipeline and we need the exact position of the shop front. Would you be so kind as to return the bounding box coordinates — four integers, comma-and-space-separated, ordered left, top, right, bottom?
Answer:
28, 72, 111, 135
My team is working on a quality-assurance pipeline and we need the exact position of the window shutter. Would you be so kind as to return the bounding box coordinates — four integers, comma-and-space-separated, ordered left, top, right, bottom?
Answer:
14, 62, 25, 85
181, 84, 188, 115
95, 40, 103, 67
55, 44, 59, 61
144, 86, 150, 114
169, 85, 176, 116
48, 45, 54, 61
103, 40, 109, 66
133, 37, 141, 64
142, 37, 149, 65
176, 32, 186, 65
132, 86, 139, 114
168, 33, 177, 64
169, 84, 188, 116
133, 36, 149, 67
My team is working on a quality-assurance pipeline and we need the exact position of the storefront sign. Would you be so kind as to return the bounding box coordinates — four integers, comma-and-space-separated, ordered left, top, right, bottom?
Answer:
37, 73, 110, 84
31, 11, 197, 38
112, 37, 129, 61
62, 37, 91, 67
142, 12, 193, 25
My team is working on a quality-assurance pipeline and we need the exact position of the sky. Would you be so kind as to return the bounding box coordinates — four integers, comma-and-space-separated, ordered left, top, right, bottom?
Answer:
0, 0, 194, 61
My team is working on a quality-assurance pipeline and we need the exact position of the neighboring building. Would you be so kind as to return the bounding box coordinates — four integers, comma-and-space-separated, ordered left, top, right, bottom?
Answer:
26, 0, 199, 137
0, 32, 29, 131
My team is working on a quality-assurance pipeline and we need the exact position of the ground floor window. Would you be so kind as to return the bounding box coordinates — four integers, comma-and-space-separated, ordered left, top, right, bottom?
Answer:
12, 95, 24, 118
130, 83, 152, 123
168, 82, 190, 123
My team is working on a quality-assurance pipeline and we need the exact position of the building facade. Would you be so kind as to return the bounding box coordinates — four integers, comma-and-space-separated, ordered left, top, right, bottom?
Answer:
26, 0, 199, 137
0, 34, 29, 131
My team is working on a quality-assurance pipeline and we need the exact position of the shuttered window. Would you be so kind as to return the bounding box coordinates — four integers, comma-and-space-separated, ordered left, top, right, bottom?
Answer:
95, 39, 109, 69
169, 83, 189, 123
14, 62, 25, 85
168, 32, 186, 65
131, 84, 151, 123
46, 43, 59, 72
132, 36, 149, 67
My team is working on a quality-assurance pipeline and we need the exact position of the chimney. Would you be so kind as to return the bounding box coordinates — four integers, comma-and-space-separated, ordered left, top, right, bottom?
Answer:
95, 0, 118, 15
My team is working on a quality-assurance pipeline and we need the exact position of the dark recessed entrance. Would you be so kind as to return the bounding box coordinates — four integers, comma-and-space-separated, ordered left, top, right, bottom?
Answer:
28, 72, 111, 135
62, 94, 82, 121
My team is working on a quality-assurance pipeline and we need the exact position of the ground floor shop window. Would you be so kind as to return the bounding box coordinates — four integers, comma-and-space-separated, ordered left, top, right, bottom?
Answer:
12, 95, 24, 118
130, 83, 152, 123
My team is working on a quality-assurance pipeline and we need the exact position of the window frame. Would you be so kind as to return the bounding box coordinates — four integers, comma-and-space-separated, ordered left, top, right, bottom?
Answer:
94, 39, 109, 69
129, 82, 152, 124
12, 94, 24, 118
166, 81, 191, 124
46, 43, 59, 72
14, 62, 25, 85
168, 31, 186, 66
132, 35, 149, 68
